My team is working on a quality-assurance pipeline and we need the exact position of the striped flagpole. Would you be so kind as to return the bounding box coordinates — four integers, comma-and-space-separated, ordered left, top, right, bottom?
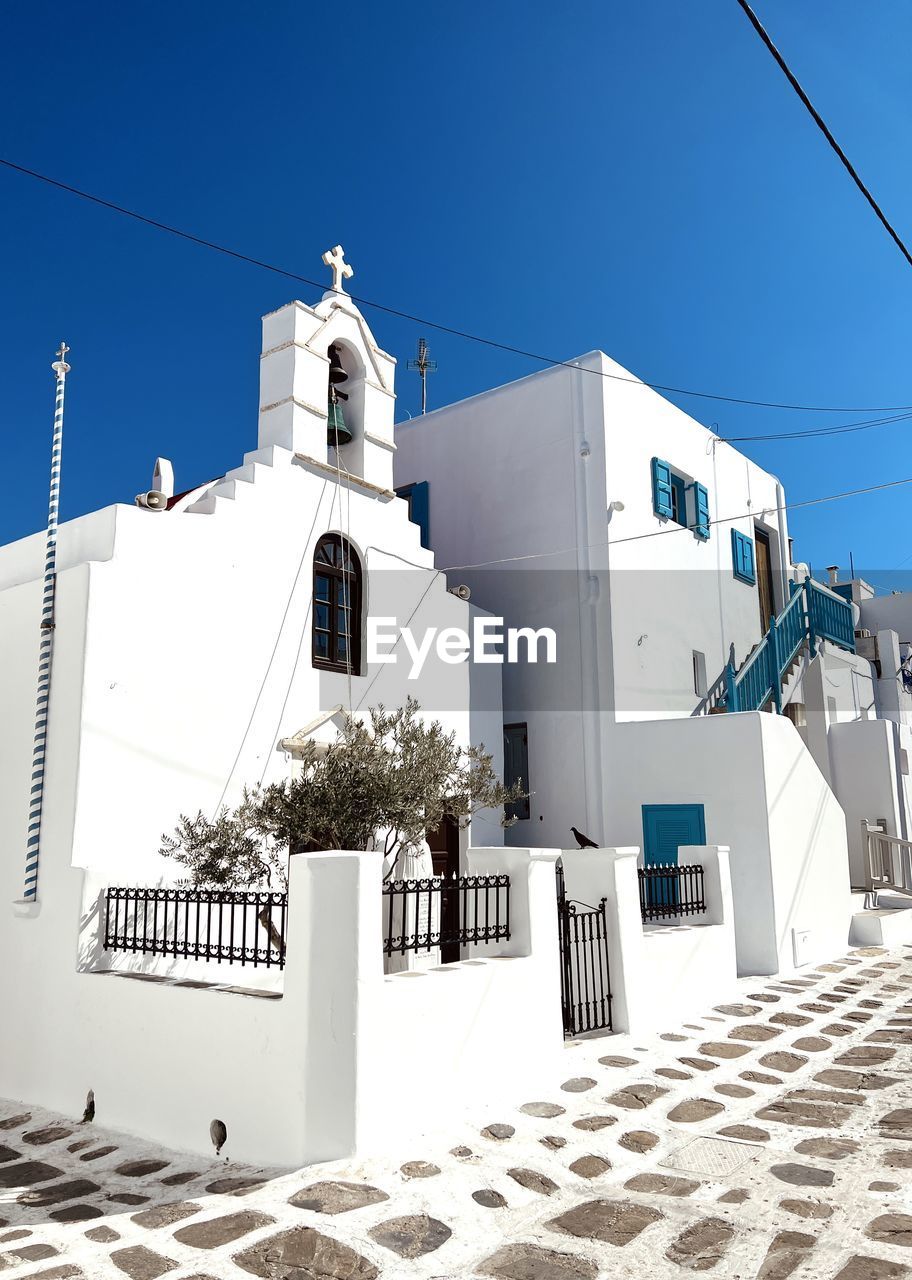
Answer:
22, 342, 71, 903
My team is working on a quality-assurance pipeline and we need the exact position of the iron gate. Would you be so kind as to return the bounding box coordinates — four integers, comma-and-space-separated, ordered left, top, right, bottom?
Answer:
556, 858, 612, 1037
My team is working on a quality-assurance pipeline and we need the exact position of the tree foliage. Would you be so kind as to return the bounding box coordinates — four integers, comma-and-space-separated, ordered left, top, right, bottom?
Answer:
160, 699, 525, 888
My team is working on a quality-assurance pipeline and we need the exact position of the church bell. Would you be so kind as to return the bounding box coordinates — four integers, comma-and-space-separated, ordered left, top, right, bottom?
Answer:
327, 343, 353, 447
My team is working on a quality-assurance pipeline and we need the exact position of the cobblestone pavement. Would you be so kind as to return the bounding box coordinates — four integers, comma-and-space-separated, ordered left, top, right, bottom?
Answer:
3, 945, 912, 1278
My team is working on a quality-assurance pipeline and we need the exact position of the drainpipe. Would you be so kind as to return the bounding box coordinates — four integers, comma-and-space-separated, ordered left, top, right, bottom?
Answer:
775, 480, 790, 606
21, 343, 71, 903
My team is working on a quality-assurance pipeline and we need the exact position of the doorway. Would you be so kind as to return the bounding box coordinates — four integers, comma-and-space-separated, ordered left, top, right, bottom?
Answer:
755, 527, 776, 632
642, 803, 706, 866
427, 816, 460, 962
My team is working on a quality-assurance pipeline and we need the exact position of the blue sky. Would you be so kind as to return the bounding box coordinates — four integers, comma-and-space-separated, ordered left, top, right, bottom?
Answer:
2, 1, 911, 583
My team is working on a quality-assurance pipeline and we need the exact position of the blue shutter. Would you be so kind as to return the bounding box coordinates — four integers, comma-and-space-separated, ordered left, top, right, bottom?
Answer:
693, 482, 710, 540
731, 529, 756, 583
651, 458, 674, 519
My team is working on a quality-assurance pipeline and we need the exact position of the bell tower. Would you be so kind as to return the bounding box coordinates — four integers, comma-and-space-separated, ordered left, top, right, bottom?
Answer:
257, 246, 397, 490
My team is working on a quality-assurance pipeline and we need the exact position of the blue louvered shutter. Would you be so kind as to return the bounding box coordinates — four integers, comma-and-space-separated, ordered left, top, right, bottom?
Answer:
693, 482, 710, 540
731, 529, 756, 583
651, 458, 674, 519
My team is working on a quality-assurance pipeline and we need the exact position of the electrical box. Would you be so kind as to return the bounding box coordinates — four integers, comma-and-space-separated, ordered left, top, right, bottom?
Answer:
792, 928, 812, 968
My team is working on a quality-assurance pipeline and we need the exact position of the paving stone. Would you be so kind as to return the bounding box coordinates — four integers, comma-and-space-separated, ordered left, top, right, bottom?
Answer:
794, 1137, 859, 1160
598, 1055, 638, 1067
866, 1214, 912, 1247
368, 1214, 451, 1258
748, 993, 780, 1003
656, 1068, 692, 1081
815, 1068, 898, 1091
0, 1162, 63, 1188
836, 1045, 896, 1066
482, 1124, 515, 1141
792, 1036, 831, 1053
665, 1216, 734, 1270
625, 1172, 700, 1197
131, 1201, 202, 1229
606, 1084, 668, 1110
50, 1205, 105, 1222
540, 1135, 566, 1150
0, 1114, 30, 1130
660, 1034, 689, 1042
871, 1182, 901, 1191
832, 1257, 909, 1279
698, 1042, 750, 1059
770, 1163, 835, 1188
519, 1102, 565, 1118
667, 1098, 725, 1123
560, 1077, 596, 1093
883, 1151, 912, 1168
399, 1160, 441, 1179
572, 1115, 616, 1131
740, 1071, 783, 1086
618, 1130, 659, 1154
203, 1176, 265, 1196
84, 1227, 120, 1243
0, 1147, 22, 1164
821, 1023, 854, 1036
717, 1188, 750, 1204
288, 1180, 389, 1214
114, 1160, 170, 1178
769, 1013, 814, 1027
678, 1057, 719, 1072
507, 1167, 559, 1196
480, 1242, 598, 1280
233, 1227, 378, 1280
109, 1246, 177, 1280
756, 1098, 850, 1130
17, 1179, 101, 1207
729, 1023, 781, 1042
779, 1198, 834, 1219
22, 1128, 73, 1147
880, 1109, 912, 1139
758, 1052, 808, 1073
0, 1230, 31, 1243
173, 1210, 275, 1249
473, 1189, 507, 1209
4, 1245, 58, 1263
79, 1146, 117, 1162
714, 1003, 763, 1016
66, 1140, 95, 1154
799, 1002, 835, 1014
754, 1230, 816, 1280
548, 1198, 663, 1245
160, 1171, 200, 1186
451, 1145, 474, 1158
816, 964, 845, 972
108, 1193, 149, 1206
787, 1087, 865, 1107
569, 1155, 610, 1179
715, 1083, 754, 1099
718, 1125, 770, 1142
845, 1011, 874, 1023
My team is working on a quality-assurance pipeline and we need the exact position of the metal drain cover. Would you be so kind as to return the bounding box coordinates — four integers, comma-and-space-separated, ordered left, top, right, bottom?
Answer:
660, 1136, 760, 1177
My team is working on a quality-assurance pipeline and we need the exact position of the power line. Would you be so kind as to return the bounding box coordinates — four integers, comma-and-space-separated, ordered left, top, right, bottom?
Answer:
722, 409, 912, 444
441, 473, 912, 570
2, 153, 911, 417
735, 0, 912, 270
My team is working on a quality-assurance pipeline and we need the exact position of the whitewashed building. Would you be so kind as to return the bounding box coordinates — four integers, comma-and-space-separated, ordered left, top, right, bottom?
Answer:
394, 352, 905, 972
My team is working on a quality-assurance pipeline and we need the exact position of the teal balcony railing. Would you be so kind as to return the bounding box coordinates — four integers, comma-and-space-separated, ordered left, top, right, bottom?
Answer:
724, 578, 854, 714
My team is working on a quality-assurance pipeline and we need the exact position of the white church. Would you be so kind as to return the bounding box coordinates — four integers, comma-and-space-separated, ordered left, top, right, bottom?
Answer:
2, 245, 912, 1166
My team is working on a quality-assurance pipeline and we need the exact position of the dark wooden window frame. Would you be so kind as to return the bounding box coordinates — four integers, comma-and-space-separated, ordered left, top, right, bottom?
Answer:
504, 722, 531, 821
312, 533, 362, 674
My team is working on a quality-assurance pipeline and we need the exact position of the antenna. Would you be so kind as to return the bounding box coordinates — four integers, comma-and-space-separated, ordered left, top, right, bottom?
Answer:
407, 337, 437, 415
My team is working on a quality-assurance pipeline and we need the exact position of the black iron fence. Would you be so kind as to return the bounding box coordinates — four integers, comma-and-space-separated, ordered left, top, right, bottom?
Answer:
638, 863, 706, 923
382, 874, 511, 959
556, 859, 612, 1037
103, 886, 288, 969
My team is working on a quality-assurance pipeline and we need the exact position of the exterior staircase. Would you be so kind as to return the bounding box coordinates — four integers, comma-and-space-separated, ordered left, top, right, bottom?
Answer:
719, 578, 855, 715
851, 823, 912, 945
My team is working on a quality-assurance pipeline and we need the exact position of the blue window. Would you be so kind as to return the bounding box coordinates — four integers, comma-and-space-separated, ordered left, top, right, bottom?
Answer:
395, 481, 430, 549
731, 529, 756, 584
651, 458, 710, 538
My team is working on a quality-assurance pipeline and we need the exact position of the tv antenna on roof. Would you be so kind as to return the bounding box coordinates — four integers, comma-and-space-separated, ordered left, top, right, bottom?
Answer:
407, 337, 437, 416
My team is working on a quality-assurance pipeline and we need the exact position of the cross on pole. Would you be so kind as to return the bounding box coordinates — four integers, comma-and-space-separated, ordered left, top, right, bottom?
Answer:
322, 245, 353, 294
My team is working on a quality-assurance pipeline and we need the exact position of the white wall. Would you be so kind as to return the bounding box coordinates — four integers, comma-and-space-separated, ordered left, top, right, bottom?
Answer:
829, 718, 912, 886
600, 713, 852, 975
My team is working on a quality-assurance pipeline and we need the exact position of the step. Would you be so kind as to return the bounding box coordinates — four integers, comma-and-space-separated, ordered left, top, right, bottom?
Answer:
876, 891, 912, 911
850, 907, 912, 947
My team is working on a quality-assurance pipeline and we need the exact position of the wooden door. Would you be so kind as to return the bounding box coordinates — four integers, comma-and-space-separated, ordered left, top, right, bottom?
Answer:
755, 528, 776, 632
427, 817, 460, 963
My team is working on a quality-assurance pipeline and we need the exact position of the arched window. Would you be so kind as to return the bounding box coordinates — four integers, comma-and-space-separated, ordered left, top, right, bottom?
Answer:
313, 534, 361, 673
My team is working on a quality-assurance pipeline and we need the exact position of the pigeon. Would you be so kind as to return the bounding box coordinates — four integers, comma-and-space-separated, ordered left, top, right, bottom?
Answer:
571, 826, 598, 849
210, 1118, 228, 1156
81, 1089, 95, 1124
